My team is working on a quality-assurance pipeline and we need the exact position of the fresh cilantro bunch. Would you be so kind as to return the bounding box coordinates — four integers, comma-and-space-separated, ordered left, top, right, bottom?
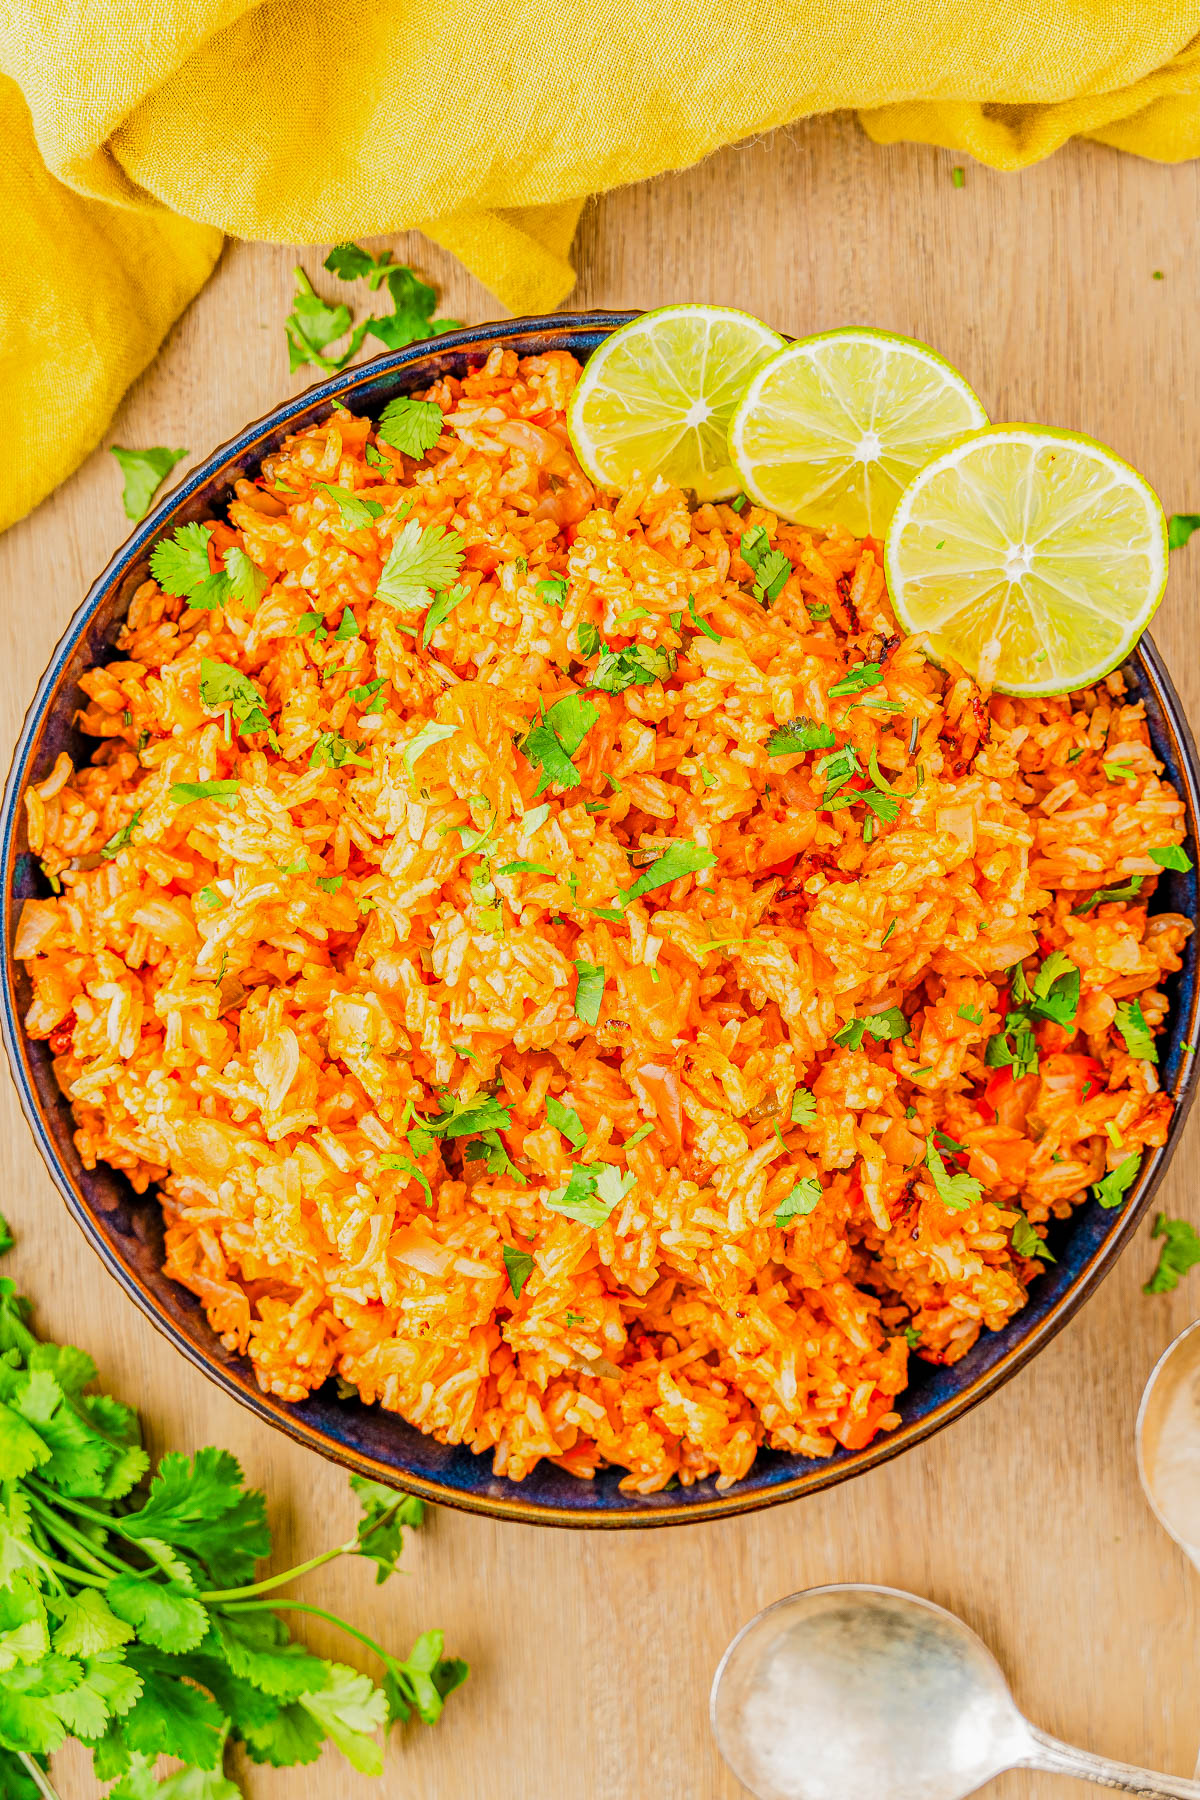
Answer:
0, 1256, 465, 1800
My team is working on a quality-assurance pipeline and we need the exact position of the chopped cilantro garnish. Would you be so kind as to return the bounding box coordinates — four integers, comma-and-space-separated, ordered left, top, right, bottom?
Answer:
535, 577, 568, 609
805, 601, 831, 621
881, 918, 898, 947
904, 1325, 922, 1349
951, 165, 965, 187
1011, 1212, 1054, 1261
1115, 998, 1157, 1062
625, 1123, 654, 1149
170, 780, 240, 806
766, 716, 836, 757
576, 619, 602, 657
521, 693, 599, 796
523, 803, 551, 833
316, 875, 343, 894
377, 519, 465, 610
698, 766, 717, 789
498, 859, 553, 877
1167, 514, 1200, 551
573, 959, 605, 1025
621, 841, 716, 906
149, 522, 232, 610
547, 1095, 588, 1151
1071, 877, 1145, 914
1150, 844, 1193, 872
378, 1151, 433, 1207
1103, 756, 1137, 783
401, 721, 456, 776
957, 1003, 984, 1024
100, 809, 142, 859
284, 266, 368, 372
1066, 746, 1086, 763
546, 1162, 635, 1228
776, 1177, 821, 1225
834, 1007, 909, 1050
111, 445, 188, 521
790, 1087, 817, 1126
730, 493, 748, 512
924, 1134, 982, 1211
377, 395, 444, 458
615, 605, 652, 629
418, 1091, 513, 1141
1145, 1212, 1200, 1291
319, 484, 384, 530
310, 732, 369, 770
365, 263, 461, 350
590, 644, 675, 693
502, 1243, 535, 1299
740, 526, 791, 604
422, 583, 469, 647
828, 662, 884, 698
294, 610, 328, 639
365, 443, 390, 469
687, 594, 721, 641
199, 658, 274, 740
1094, 1153, 1141, 1209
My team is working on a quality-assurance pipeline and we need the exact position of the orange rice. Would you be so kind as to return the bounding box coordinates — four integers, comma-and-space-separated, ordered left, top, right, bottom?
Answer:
17, 348, 1192, 1492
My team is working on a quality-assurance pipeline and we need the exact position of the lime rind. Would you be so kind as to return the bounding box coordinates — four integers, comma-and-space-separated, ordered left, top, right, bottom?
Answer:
729, 328, 989, 537
884, 424, 1169, 697
567, 305, 784, 502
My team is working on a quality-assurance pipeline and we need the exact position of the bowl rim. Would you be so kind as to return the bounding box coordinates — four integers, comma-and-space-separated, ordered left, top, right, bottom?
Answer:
3, 310, 1198, 1528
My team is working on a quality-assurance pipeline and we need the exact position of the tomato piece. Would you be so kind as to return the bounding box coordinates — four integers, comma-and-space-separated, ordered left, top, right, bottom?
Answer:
759, 855, 798, 880
983, 1066, 1013, 1107
635, 1062, 684, 1156
833, 1391, 891, 1451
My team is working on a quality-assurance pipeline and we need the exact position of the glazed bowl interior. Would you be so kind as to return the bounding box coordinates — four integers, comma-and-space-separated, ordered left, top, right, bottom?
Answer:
3, 313, 1198, 1527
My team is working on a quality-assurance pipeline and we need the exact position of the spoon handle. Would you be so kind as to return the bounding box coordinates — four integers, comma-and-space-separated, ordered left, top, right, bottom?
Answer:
1027, 1726, 1200, 1798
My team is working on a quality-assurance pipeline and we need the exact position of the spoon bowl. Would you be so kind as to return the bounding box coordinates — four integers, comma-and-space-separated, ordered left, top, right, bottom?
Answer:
712, 1584, 1200, 1800
1137, 1319, 1200, 1570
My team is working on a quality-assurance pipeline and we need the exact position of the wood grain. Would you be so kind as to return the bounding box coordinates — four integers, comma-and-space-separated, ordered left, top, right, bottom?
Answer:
3, 114, 1200, 1800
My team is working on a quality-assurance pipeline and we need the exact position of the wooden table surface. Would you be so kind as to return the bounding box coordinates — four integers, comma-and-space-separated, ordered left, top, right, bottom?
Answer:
3, 115, 1200, 1800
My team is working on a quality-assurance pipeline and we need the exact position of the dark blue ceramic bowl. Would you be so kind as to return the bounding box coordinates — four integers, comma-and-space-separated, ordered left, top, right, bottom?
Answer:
3, 313, 1198, 1526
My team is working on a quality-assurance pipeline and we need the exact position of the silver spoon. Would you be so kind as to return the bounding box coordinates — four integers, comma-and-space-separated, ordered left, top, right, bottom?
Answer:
711, 1583, 1200, 1800
1138, 1318, 1200, 1572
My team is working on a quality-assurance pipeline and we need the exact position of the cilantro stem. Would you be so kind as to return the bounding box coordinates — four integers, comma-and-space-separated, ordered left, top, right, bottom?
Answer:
221, 1597, 395, 1668
199, 1538, 356, 1602
26, 1481, 186, 1580
24, 1490, 126, 1579
17, 1755, 62, 1800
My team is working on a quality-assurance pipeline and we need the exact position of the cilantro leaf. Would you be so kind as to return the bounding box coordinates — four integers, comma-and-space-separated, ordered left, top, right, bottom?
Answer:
310, 732, 369, 771
347, 1476, 425, 1586
462, 1129, 525, 1183
1145, 1213, 1200, 1292
521, 693, 599, 797
366, 265, 461, 351
106, 1578, 208, 1655
223, 546, 267, 611
119, 1447, 269, 1585
1115, 997, 1157, 1061
284, 268, 368, 373
376, 519, 465, 610
766, 716, 836, 757
149, 523, 227, 610
545, 1163, 635, 1228
575, 619, 602, 657
1028, 950, 1080, 1029
377, 1153, 433, 1207
1167, 514, 1200, 551
573, 959, 605, 1026
790, 1087, 817, 1126
1150, 844, 1193, 872
535, 577, 568, 610
377, 395, 444, 458
1010, 1211, 1055, 1261
422, 583, 469, 648
833, 1007, 909, 1050
199, 660, 272, 739
383, 1628, 467, 1727
1094, 1153, 1142, 1209
828, 662, 884, 697
111, 447, 187, 522
323, 242, 397, 289
740, 527, 791, 604
502, 1245, 534, 1300
687, 594, 721, 641
169, 781, 240, 807
318, 485, 384, 530
418, 1093, 512, 1140
120, 1655, 227, 1769
100, 810, 142, 861
775, 1178, 821, 1226
1071, 876, 1145, 915
621, 841, 715, 905
924, 1134, 983, 1211
51, 1591, 135, 1658
589, 645, 675, 693
293, 1660, 388, 1774
547, 1096, 588, 1150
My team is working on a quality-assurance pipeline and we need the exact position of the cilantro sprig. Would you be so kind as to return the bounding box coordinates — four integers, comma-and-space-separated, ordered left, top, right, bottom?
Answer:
111, 446, 188, 522
0, 1247, 465, 1800
1145, 1213, 1200, 1292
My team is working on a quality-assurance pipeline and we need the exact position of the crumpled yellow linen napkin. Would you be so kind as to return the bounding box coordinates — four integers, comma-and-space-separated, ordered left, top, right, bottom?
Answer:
3, 0, 1199, 534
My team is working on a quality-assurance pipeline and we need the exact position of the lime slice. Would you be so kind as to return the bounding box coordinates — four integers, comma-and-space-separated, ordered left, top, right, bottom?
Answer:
567, 305, 784, 502
884, 426, 1169, 696
729, 328, 988, 537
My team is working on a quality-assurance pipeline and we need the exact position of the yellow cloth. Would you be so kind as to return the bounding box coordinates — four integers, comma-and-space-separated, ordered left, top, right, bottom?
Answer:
3, 1, 1200, 533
